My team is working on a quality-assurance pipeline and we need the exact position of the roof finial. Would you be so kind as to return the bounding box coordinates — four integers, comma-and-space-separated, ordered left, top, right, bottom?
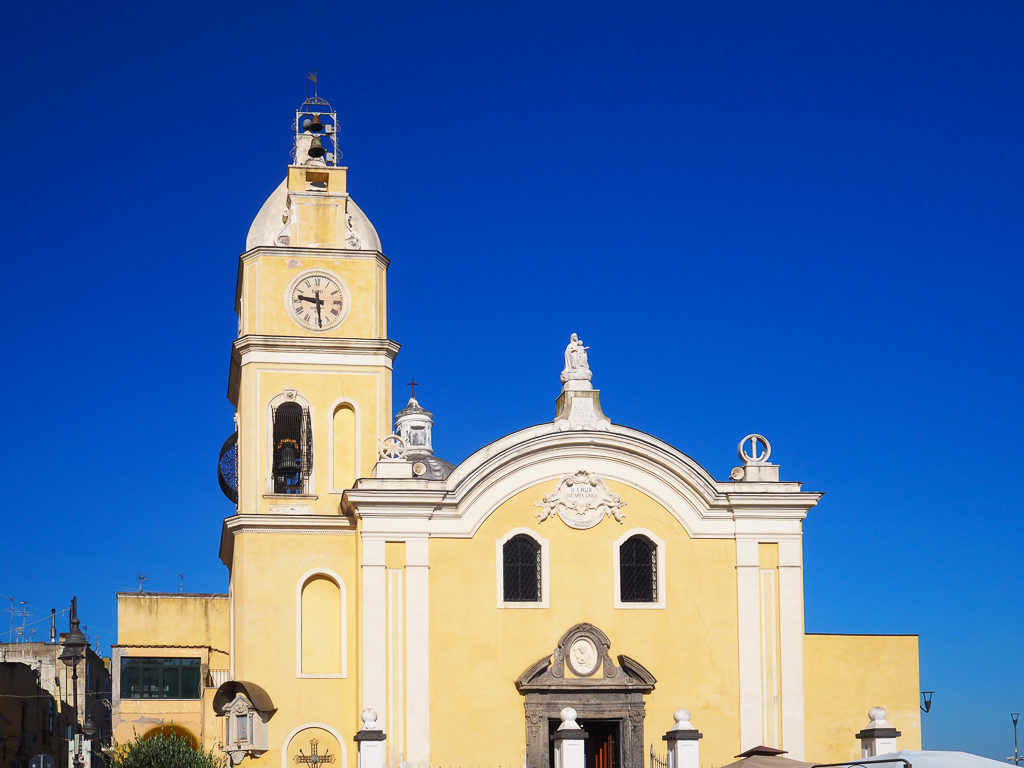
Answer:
306, 70, 319, 99
407, 378, 419, 399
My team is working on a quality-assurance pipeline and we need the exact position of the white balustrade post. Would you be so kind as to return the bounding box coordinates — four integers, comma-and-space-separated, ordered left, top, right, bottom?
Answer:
663, 709, 702, 768
551, 707, 587, 768
354, 708, 387, 768
855, 707, 900, 757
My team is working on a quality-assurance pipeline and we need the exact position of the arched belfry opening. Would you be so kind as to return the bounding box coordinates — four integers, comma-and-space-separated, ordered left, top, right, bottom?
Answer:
516, 624, 655, 768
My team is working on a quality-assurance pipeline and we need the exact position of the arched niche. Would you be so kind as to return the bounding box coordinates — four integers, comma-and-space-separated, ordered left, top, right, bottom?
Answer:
296, 570, 345, 677
330, 400, 359, 491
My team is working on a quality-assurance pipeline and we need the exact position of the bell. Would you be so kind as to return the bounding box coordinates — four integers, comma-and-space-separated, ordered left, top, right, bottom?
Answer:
275, 445, 300, 472
307, 136, 326, 158
307, 113, 325, 132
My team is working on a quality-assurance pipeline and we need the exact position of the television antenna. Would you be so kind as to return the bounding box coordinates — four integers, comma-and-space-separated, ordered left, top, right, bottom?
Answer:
136, 574, 148, 592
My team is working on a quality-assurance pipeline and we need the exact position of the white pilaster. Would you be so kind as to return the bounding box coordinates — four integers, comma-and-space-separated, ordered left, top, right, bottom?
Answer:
736, 538, 762, 750
778, 539, 805, 759
361, 538, 387, 719
404, 536, 430, 765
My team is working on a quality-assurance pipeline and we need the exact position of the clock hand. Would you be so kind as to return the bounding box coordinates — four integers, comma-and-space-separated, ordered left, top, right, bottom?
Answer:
296, 294, 322, 304
314, 291, 323, 327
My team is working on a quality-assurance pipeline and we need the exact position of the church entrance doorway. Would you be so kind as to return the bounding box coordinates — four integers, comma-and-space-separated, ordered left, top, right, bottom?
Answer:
516, 624, 656, 768
546, 718, 621, 768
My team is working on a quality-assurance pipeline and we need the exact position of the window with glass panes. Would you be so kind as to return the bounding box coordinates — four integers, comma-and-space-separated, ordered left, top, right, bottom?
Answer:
619, 534, 657, 602
502, 534, 542, 602
119, 657, 201, 699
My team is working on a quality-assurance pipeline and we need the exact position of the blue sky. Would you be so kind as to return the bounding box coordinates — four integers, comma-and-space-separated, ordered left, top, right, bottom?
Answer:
2, 0, 1022, 760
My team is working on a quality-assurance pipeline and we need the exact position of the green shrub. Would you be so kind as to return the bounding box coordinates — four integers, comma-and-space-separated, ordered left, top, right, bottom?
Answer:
104, 730, 225, 768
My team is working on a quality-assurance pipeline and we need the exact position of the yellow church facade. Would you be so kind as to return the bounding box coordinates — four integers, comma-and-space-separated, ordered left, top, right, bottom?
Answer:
112, 93, 920, 768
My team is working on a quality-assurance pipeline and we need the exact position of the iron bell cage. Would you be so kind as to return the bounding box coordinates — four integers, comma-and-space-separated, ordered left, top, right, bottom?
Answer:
293, 96, 340, 166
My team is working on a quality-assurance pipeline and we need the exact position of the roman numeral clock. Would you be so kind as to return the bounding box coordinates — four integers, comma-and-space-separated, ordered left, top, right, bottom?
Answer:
286, 270, 350, 331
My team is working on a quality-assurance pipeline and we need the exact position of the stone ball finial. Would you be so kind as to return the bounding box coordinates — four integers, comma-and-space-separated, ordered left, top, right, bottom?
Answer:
868, 706, 887, 723
673, 709, 692, 730
361, 708, 378, 728
558, 707, 580, 730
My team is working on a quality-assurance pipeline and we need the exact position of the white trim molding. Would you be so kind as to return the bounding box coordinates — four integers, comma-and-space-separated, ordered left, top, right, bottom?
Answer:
495, 528, 551, 609
280, 722, 348, 768
612, 528, 666, 609
295, 568, 347, 678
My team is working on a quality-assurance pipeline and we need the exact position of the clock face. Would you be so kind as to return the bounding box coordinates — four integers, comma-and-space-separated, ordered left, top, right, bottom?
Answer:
286, 271, 349, 331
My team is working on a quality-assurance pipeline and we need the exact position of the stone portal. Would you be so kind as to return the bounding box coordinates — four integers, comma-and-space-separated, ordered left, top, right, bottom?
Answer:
516, 624, 656, 768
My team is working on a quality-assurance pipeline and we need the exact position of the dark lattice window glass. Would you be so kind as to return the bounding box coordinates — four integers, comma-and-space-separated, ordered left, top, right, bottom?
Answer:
119, 657, 201, 699
620, 534, 657, 602
272, 401, 312, 494
503, 534, 542, 602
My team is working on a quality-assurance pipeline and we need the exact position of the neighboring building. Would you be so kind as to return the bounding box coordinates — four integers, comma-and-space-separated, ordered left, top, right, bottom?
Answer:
0, 661, 56, 767
114, 91, 921, 768
1, 621, 112, 766
111, 593, 229, 749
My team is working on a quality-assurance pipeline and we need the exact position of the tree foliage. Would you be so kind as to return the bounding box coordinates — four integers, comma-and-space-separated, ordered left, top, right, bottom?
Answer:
105, 730, 226, 768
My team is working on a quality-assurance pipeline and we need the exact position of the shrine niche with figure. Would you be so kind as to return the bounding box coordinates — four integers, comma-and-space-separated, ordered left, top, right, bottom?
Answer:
213, 681, 276, 765
516, 624, 655, 768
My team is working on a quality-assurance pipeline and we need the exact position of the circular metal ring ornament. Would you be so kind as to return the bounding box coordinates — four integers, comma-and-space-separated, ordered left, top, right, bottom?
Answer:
738, 434, 771, 465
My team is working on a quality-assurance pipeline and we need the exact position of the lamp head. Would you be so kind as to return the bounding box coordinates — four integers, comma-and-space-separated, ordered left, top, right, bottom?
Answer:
59, 597, 88, 666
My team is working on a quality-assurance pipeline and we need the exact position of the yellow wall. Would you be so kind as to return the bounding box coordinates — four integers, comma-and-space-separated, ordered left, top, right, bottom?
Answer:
238, 251, 386, 340
229, 530, 360, 766
803, 633, 921, 762
117, 594, 229, 650
428, 480, 741, 767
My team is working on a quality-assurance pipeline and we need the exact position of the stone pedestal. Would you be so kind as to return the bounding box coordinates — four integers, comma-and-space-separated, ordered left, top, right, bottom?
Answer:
551, 708, 588, 768
663, 709, 702, 768
855, 707, 900, 757
354, 709, 387, 768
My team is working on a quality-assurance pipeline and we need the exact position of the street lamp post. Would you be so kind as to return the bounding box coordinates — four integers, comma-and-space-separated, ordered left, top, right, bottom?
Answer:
58, 597, 89, 768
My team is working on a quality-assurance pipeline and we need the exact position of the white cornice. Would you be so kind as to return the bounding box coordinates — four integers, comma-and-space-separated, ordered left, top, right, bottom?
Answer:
218, 513, 356, 567
343, 424, 823, 540
228, 336, 400, 402
240, 246, 389, 268
233, 335, 400, 358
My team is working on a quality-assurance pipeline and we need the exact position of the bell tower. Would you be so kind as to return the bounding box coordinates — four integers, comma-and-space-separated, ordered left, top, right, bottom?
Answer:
219, 88, 397, 746
225, 90, 397, 517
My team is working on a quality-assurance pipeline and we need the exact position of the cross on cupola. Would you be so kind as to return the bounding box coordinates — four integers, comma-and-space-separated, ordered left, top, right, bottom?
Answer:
294, 739, 336, 765
407, 378, 419, 398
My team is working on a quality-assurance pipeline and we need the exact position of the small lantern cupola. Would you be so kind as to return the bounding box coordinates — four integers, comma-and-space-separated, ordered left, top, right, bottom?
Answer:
395, 395, 434, 455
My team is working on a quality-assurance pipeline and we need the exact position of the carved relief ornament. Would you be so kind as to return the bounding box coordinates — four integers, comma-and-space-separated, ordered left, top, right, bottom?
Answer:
535, 470, 626, 529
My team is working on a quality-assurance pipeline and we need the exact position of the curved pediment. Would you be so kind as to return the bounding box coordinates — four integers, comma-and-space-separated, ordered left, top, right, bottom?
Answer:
432, 423, 736, 538
348, 418, 819, 540
516, 622, 655, 693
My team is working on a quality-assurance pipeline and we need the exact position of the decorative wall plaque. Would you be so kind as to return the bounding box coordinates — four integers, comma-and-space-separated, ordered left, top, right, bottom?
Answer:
535, 471, 626, 529
567, 636, 599, 676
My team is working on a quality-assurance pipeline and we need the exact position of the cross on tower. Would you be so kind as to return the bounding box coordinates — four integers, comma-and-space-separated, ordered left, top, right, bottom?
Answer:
407, 378, 419, 398
294, 739, 335, 766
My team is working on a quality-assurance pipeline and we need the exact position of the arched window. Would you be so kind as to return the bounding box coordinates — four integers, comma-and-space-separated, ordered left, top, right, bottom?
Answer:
272, 400, 312, 494
619, 534, 657, 603
502, 534, 542, 603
